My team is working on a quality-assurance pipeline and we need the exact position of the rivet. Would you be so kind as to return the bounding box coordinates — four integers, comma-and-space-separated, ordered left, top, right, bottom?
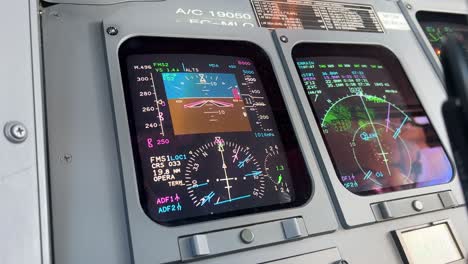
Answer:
62, 154, 73, 164
240, 229, 255, 244
280, 35, 289, 43
412, 200, 424, 211
106, 26, 119, 36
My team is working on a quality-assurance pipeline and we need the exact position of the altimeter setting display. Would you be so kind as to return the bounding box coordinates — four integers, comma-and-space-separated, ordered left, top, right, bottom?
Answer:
293, 44, 453, 195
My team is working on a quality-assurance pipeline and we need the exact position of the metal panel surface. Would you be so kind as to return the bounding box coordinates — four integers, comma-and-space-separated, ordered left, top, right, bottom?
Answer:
274, 19, 466, 226
102, 5, 337, 262
264, 247, 341, 263
43, 0, 160, 4
0, 0, 49, 264
41, 1, 265, 264
41, 5, 133, 264
41, 0, 468, 263
398, 0, 468, 81
188, 207, 468, 264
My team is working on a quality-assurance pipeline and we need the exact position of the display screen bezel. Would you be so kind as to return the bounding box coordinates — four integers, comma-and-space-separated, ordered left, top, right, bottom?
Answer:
118, 36, 313, 226
417, 11, 468, 30
416, 11, 468, 58
292, 43, 454, 196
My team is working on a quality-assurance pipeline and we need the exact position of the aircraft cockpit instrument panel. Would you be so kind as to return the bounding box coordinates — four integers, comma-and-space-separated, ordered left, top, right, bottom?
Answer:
119, 37, 312, 225
33, 0, 468, 263
417, 11, 468, 59
292, 44, 453, 195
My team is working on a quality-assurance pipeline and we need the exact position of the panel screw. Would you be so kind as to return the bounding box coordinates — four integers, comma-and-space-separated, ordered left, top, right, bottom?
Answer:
280, 35, 289, 43
406, 3, 412, 10
106, 26, 119, 36
412, 200, 424, 211
240, 229, 255, 244
4, 121, 28, 143
50, 11, 61, 18
62, 154, 73, 164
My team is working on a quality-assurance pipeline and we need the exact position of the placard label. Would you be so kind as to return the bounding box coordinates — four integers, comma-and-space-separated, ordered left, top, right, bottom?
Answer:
378, 12, 411, 31
251, 0, 384, 33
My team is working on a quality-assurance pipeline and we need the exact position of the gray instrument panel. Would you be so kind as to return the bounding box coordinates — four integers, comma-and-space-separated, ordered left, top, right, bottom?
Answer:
104, 17, 337, 263
0, 0, 49, 264
274, 27, 464, 228
40, 0, 468, 263
398, 0, 468, 81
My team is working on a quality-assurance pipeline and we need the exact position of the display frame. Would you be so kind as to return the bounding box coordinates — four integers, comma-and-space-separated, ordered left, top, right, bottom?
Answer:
273, 28, 466, 228
397, 0, 468, 82
392, 220, 466, 264
118, 36, 313, 226
416, 11, 468, 60
102, 20, 337, 263
291, 43, 454, 196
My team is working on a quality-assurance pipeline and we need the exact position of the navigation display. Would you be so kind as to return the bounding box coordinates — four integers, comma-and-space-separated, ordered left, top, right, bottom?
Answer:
119, 37, 311, 225
293, 44, 453, 195
417, 11, 468, 59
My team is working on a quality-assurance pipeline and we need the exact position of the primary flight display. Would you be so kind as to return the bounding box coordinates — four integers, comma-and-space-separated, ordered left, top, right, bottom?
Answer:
119, 38, 311, 225
293, 44, 453, 195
